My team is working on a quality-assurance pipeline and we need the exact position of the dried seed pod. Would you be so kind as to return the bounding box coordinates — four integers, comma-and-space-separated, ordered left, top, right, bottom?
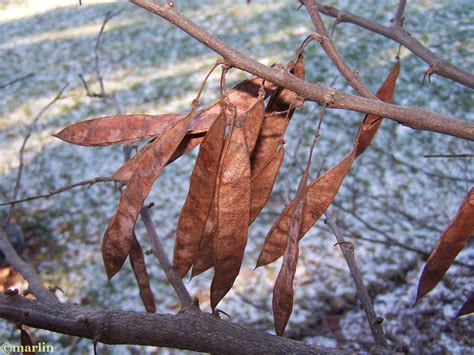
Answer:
273, 159, 308, 336
102, 116, 190, 279
242, 88, 266, 154
130, 234, 156, 313
173, 110, 227, 278
112, 76, 274, 182
247, 55, 305, 225
417, 188, 474, 300
257, 61, 400, 268
210, 118, 251, 310
191, 211, 217, 277
251, 54, 304, 174
249, 145, 285, 224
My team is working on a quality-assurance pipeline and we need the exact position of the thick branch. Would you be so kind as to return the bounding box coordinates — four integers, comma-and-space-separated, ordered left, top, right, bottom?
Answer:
0, 294, 344, 354
129, 0, 473, 141
324, 213, 388, 348
0, 230, 58, 304
315, 2, 474, 89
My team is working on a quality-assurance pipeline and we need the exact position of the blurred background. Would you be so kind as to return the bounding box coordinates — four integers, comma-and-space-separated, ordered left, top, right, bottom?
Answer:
0, 0, 473, 353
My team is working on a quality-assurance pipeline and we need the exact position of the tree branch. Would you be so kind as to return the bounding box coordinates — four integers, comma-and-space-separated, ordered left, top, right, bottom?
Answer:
301, 0, 375, 98
324, 212, 388, 349
393, 0, 407, 28
128, 0, 473, 141
0, 230, 58, 304
314, 2, 474, 89
140, 207, 194, 309
0, 294, 345, 354
0, 177, 114, 206
5, 84, 68, 223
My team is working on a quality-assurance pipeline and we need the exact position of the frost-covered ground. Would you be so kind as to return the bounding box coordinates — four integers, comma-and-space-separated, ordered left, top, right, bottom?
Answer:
0, 0, 473, 354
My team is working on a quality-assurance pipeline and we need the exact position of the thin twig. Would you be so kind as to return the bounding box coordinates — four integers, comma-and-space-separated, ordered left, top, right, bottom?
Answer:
140, 207, 195, 309
314, 2, 474, 89
0, 177, 114, 206
6, 84, 68, 224
0, 73, 35, 90
329, 203, 474, 270
324, 212, 388, 348
392, 0, 407, 28
423, 153, 474, 158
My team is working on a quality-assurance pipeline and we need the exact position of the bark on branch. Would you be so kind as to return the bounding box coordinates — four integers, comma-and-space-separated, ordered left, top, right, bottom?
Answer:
0, 294, 346, 354
129, 0, 473, 141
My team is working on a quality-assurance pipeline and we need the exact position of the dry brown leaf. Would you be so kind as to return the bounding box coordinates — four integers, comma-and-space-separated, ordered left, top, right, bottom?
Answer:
247, 55, 304, 226
130, 234, 156, 313
173, 110, 227, 278
417, 188, 474, 300
210, 118, 251, 310
257, 61, 400, 268
102, 116, 190, 279
456, 292, 474, 317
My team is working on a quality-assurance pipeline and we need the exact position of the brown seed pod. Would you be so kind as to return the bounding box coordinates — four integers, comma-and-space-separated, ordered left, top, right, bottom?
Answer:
257, 61, 400, 268
210, 117, 251, 310
417, 188, 474, 300
130, 234, 156, 313
102, 116, 190, 279
173, 110, 227, 278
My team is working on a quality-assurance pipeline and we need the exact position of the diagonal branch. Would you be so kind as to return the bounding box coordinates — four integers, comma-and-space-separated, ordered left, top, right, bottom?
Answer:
0, 294, 345, 354
314, 2, 474, 89
129, 0, 474, 141
301, 0, 375, 98
0, 177, 114, 206
6, 84, 68, 224
324, 212, 388, 349
0, 230, 58, 304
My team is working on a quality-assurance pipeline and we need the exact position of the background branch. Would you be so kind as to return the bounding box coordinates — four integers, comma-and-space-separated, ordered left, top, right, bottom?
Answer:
314, 2, 474, 88
301, 0, 375, 98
